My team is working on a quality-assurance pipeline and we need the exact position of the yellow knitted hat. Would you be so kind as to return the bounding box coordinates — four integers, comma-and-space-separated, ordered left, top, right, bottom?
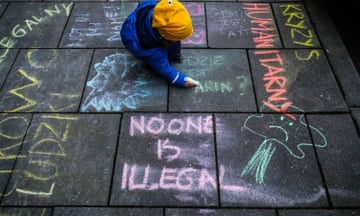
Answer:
152, 0, 193, 41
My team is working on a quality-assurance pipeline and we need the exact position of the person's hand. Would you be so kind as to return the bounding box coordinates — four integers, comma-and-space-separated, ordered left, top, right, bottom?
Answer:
184, 77, 200, 87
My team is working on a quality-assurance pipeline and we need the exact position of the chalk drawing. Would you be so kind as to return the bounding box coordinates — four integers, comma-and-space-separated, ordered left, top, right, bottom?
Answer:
81, 53, 151, 112
241, 105, 327, 184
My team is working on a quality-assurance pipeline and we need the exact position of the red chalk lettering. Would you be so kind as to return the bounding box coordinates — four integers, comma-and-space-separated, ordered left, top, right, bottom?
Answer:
251, 19, 273, 31
263, 76, 287, 89
243, 3, 270, 12
263, 65, 284, 77
267, 88, 288, 102
263, 100, 296, 120
253, 32, 275, 48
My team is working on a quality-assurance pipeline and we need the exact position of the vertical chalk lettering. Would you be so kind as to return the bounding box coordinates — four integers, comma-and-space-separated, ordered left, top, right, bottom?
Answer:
254, 49, 296, 120
183, 3, 206, 45
243, 3, 277, 48
280, 4, 316, 47
2, 115, 78, 198
6, 69, 39, 112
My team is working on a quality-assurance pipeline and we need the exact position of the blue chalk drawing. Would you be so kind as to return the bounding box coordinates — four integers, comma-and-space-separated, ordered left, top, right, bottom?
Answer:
241, 105, 327, 184
81, 53, 151, 112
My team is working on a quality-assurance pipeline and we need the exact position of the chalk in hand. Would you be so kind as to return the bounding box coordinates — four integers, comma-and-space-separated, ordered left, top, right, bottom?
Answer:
184, 77, 200, 87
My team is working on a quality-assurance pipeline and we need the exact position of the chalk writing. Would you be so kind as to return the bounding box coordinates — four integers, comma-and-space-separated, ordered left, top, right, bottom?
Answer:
254, 49, 296, 120
27, 48, 58, 69
3, 49, 81, 112
207, 6, 248, 38
183, 3, 206, 46
81, 52, 151, 112
2, 114, 78, 200
178, 52, 250, 96
7, 68, 39, 112
120, 163, 217, 191
280, 4, 316, 47
0, 3, 73, 65
114, 114, 221, 205
65, 4, 132, 47
0, 116, 29, 175
295, 49, 320, 60
243, 3, 277, 48
241, 105, 327, 184
129, 115, 213, 136
195, 76, 248, 94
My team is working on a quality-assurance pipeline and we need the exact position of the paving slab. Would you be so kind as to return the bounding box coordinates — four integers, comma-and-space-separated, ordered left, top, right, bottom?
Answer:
0, 207, 51, 216
307, 114, 360, 207
0, 49, 17, 88
60, 2, 137, 48
1, 114, 120, 206
351, 108, 360, 131
0, 49, 92, 112
215, 112, 328, 207
166, 208, 276, 215
0, 114, 32, 200
0, 2, 72, 48
81, 49, 168, 112
53, 207, 162, 216
272, 2, 320, 48
0, 0, 359, 213
207, 2, 281, 48
169, 49, 256, 112
111, 113, 218, 206
0, 3, 6, 16
305, 0, 360, 106
279, 209, 360, 216
249, 49, 348, 113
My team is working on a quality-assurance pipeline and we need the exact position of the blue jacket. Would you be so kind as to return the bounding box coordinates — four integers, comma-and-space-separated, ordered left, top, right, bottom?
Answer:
121, 0, 186, 87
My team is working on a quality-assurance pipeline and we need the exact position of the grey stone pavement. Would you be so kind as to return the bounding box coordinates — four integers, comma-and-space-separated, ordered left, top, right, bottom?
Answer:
0, 0, 360, 215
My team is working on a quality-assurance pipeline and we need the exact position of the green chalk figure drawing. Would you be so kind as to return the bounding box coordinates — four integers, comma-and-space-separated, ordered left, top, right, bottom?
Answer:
241, 105, 327, 184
